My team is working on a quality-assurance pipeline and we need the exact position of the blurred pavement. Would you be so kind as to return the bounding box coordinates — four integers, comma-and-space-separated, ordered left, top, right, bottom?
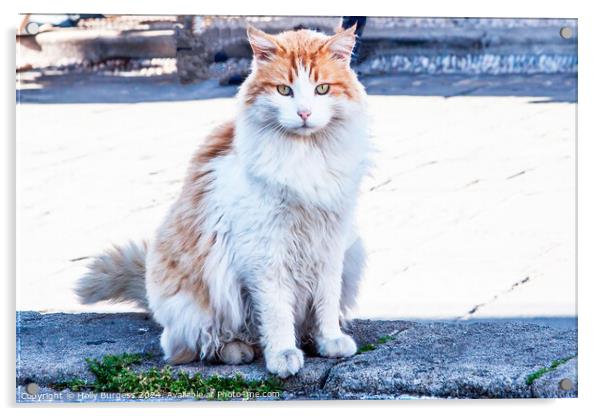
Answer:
16, 74, 576, 320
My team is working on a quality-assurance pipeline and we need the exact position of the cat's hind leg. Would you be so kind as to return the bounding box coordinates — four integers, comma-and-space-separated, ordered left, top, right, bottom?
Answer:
160, 327, 199, 364
218, 341, 255, 364
152, 291, 217, 364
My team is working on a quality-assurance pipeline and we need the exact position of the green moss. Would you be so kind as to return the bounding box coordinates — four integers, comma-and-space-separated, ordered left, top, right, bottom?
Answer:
525, 356, 575, 386
357, 343, 377, 353
51, 377, 88, 392
376, 335, 394, 344
357, 334, 396, 354
51, 353, 283, 400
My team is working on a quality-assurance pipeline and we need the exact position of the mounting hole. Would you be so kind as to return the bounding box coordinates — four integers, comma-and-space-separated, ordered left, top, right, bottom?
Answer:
560, 27, 573, 40
25, 21, 40, 35
25, 382, 39, 395
559, 378, 574, 391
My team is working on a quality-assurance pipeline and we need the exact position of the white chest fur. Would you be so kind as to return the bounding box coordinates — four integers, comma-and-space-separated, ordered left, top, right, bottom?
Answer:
199, 110, 370, 323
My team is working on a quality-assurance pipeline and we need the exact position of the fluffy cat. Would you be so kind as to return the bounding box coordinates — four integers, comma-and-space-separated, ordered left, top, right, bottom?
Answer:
76, 25, 370, 378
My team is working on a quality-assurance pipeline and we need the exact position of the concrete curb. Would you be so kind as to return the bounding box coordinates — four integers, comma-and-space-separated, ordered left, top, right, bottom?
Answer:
16, 312, 577, 401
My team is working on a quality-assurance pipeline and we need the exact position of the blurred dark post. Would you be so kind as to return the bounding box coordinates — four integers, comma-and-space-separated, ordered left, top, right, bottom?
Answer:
341, 16, 367, 66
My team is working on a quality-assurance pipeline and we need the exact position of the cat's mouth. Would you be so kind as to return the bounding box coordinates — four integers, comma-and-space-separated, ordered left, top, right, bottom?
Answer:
292, 127, 317, 136
288, 122, 322, 136
271, 118, 327, 136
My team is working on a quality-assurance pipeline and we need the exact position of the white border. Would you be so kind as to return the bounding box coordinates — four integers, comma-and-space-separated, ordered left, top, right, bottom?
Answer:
3, 0, 601, 414
7, 0, 584, 18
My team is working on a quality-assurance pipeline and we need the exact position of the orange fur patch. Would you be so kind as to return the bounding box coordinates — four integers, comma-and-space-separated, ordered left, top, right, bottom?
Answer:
152, 122, 236, 309
244, 29, 362, 104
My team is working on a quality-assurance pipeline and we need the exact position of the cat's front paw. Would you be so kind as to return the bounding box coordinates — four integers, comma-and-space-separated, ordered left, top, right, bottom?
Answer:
316, 334, 357, 358
265, 348, 304, 378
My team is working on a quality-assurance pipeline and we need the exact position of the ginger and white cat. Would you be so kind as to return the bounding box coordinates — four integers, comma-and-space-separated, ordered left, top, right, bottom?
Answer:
76, 25, 370, 378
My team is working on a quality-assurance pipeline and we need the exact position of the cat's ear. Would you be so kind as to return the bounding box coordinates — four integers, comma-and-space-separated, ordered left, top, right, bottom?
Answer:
323, 24, 357, 63
247, 26, 279, 61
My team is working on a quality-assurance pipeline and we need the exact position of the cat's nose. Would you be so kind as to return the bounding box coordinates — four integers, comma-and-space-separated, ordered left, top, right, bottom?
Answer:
297, 111, 311, 121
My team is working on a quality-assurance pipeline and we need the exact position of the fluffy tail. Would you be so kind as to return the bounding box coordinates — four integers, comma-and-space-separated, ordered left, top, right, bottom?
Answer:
75, 241, 149, 310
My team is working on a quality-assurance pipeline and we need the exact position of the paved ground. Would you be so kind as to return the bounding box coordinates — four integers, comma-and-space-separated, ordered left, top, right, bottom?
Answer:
15, 312, 578, 401
16, 73, 576, 319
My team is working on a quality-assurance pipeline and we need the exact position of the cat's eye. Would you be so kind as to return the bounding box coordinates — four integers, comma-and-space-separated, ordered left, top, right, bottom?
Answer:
315, 84, 330, 95
277, 85, 292, 96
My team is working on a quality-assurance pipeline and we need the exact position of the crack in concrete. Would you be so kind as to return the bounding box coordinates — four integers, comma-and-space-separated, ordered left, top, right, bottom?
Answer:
463, 178, 481, 188
368, 178, 392, 192
69, 256, 90, 262
458, 276, 531, 320
506, 168, 533, 180
318, 326, 410, 392
318, 362, 336, 391
368, 161, 438, 192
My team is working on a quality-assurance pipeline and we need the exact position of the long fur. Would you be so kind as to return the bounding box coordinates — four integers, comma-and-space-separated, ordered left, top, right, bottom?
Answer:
76, 26, 370, 377
76, 241, 148, 310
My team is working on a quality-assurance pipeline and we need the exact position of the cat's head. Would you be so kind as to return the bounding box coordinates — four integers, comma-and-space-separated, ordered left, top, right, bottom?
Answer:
240, 26, 365, 137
